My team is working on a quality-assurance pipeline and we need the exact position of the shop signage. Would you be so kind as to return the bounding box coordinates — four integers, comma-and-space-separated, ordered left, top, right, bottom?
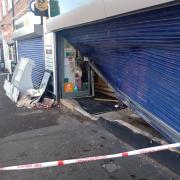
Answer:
35, 0, 48, 12
14, 12, 41, 31
14, 14, 29, 30
44, 33, 54, 71
30, 0, 49, 17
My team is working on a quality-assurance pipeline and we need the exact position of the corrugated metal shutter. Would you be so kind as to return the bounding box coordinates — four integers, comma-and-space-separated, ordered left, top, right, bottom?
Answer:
61, 4, 180, 141
17, 37, 45, 88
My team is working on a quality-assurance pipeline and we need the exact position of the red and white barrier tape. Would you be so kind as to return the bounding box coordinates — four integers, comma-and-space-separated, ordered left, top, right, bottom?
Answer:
0, 143, 179, 171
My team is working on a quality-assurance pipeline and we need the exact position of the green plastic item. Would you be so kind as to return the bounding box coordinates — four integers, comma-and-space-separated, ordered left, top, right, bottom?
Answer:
74, 85, 78, 92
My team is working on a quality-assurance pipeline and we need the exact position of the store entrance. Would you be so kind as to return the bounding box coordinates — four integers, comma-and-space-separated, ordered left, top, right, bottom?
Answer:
58, 38, 126, 114
61, 39, 91, 98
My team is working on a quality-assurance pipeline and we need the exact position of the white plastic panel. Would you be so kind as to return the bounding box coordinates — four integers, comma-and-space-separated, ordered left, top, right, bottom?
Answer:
104, 0, 175, 17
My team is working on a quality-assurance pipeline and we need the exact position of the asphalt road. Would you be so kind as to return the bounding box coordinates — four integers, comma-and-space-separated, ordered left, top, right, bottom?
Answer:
0, 74, 179, 180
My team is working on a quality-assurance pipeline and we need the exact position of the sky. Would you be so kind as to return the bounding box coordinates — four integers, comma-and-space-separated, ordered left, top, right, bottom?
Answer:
57, 0, 92, 14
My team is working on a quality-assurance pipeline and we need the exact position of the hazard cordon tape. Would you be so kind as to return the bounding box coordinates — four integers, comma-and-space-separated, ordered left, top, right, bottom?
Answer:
0, 143, 179, 171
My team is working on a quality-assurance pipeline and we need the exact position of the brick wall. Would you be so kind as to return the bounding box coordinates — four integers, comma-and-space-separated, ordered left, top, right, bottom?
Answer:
0, 0, 29, 39
14, 0, 29, 20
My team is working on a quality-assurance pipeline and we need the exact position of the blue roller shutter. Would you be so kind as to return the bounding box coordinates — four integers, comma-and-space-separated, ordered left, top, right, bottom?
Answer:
17, 37, 45, 88
61, 4, 180, 142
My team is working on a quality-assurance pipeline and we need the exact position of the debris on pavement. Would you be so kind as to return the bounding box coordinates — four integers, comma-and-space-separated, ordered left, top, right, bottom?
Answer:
3, 58, 34, 102
3, 58, 55, 110
29, 70, 52, 102
16, 95, 32, 108
17, 96, 61, 109
32, 98, 55, 110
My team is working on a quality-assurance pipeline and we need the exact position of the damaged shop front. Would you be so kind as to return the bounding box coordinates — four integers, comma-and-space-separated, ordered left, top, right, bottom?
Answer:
46, 0, 180, 143
44, 33, 92, 100
13, 12, 45, 88
44, 31, 118, 115
45, 0, 117, 102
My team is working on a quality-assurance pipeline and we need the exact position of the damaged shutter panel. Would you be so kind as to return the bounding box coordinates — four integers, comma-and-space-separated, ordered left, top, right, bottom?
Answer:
61, 4, 180, 142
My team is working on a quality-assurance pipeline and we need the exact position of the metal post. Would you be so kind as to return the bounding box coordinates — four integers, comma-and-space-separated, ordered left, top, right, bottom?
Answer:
91, 69, 95, 97
11, 0, 17, 63
41, 15, 43, 25
11, 0, 15, 29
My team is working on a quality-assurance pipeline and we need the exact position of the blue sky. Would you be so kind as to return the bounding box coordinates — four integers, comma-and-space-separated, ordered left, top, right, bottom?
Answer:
57, 0, 92, 14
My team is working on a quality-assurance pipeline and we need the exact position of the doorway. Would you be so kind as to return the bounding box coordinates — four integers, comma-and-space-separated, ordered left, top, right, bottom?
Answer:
57, 38, 91, 98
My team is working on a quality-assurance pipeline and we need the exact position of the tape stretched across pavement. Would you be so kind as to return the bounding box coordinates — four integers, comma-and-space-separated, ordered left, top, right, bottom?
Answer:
0, 143, 179, 171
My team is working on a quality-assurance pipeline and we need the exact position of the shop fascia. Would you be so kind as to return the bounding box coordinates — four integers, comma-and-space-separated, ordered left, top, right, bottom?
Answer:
13, 12, 42, 40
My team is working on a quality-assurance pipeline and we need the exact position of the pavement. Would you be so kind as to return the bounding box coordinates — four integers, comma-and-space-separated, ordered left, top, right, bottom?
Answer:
0, 73, 179, 180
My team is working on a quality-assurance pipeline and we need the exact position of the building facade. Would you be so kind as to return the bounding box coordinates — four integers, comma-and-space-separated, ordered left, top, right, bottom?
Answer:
0, 0, 29, 72
0, 0, 45, 88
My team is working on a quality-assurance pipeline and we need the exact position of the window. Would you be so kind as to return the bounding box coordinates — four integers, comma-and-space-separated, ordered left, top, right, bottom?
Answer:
49, 0, 92, 17
2, 0, 7, 16
8, 0, 12, 10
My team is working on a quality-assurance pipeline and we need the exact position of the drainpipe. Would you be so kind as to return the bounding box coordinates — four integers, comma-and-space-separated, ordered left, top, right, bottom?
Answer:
1, 32, 4, 65
11, 0, 17, 63
11, 0, 15, 29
